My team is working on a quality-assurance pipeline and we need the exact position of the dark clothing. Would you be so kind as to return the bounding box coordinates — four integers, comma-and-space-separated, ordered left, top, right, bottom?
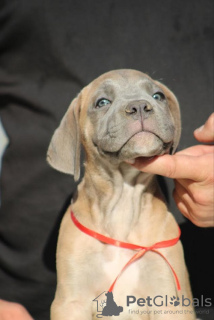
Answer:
0, 1, 213, 319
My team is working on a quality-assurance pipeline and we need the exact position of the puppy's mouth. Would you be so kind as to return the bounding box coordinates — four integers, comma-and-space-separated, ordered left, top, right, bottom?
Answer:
118, 129, 173, 161
97, 129, 173, 163
127, 129, 172, 148
125, 156, 155, 165
124, 150, 170, 165
124, 144, 172, 165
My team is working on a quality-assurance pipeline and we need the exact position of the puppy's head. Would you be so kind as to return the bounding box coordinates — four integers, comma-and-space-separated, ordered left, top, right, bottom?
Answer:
47, 69, 181, 180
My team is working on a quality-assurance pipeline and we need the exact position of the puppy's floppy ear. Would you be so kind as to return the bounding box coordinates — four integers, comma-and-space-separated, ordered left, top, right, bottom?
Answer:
155, 81, 181, 154
47, 94, 81, 181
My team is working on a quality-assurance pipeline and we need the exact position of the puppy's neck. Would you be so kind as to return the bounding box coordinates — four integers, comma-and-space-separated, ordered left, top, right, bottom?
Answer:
83, 159, 155, 205
73, 159, 168, 240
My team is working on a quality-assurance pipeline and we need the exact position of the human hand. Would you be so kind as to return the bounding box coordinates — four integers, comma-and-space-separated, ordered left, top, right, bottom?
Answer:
0, 300, 34, 320
132, 113, 214, 227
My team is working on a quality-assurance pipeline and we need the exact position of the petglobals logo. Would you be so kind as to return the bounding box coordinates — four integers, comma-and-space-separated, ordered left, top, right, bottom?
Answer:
93, 291, 123, 318
127, 295, 212, 308
93, 293, 212, 318
126, 295, 212, 317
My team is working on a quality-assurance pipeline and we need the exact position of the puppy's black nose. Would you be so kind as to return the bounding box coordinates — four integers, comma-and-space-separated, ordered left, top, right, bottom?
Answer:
125, 100, 153, 116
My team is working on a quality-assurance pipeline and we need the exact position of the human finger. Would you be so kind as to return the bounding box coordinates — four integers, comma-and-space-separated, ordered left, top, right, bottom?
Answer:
172, 187, 189, 218
133, 153, 207, 180
176, 145, 214, 157
173, 180, 214, 227
194, 113, 214, 143
0, 300, 34, 320
173, 184, 205, 226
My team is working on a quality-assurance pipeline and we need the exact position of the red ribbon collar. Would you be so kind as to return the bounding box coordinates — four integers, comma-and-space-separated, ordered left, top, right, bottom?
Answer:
71, 211, 181, 292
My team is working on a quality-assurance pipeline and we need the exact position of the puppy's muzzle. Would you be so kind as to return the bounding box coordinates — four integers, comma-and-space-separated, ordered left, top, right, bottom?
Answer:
125, 100, 153, 120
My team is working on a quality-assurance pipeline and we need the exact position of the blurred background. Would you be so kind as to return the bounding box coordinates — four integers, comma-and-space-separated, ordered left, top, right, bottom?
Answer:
0, 0, 213, 319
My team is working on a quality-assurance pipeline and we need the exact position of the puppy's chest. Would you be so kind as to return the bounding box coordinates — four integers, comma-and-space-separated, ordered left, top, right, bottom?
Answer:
100, 245, 141, 292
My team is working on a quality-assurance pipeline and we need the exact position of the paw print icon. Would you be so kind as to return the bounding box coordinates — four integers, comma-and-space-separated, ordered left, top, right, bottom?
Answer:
170, 296, 180, 307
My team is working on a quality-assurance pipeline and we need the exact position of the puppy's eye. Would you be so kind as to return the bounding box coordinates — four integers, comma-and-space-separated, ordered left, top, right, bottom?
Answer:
96, 98, 111, 108
152, 92, 165, 101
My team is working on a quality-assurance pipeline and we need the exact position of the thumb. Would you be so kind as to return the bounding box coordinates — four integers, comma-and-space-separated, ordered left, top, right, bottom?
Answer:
133, 154, 204, 180
194, 113, 214, 143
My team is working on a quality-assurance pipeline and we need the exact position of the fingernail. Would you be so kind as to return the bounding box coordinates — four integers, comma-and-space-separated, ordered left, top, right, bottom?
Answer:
195, 125, 204, 133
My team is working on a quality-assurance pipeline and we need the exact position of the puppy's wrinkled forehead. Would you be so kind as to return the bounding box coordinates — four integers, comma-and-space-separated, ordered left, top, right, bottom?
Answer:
84, 69, 159, 103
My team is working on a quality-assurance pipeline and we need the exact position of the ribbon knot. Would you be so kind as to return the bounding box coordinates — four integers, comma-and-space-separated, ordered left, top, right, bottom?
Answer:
71, 211, 181, 293
144, 246, 153, 251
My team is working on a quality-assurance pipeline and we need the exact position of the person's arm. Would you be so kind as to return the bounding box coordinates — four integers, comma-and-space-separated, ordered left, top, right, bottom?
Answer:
132, 113, 214, 228
0, 300, 34, 320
